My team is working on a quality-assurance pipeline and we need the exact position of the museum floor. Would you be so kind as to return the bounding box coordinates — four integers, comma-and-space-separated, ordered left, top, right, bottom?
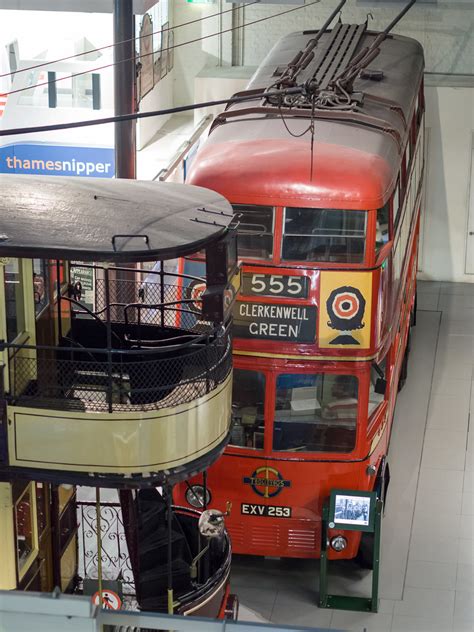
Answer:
233, 280, 474, 631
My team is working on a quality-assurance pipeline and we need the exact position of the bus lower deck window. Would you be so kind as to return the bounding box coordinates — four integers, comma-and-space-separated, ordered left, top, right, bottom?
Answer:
281, 207, 366, 263
230, 368, 266, 449
273, 373, 358, 453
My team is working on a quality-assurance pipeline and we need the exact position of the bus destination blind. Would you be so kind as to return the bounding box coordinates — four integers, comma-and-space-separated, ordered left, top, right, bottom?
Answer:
234, 301, 316, 342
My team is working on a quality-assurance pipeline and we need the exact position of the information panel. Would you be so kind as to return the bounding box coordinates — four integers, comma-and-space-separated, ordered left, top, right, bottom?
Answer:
328, 489, 377, 532
233, 301, 316, 342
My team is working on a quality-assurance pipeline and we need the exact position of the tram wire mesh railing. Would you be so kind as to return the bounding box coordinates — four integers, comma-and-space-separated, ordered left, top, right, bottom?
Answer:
8, 330, 231, 413
5, 263, 233, 412
73, 263, 206, 332
94, 279, 202, 331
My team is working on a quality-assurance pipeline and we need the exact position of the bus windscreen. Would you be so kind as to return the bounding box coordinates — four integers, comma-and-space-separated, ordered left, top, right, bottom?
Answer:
281, 207, 366, 263
273, 373, 358, 453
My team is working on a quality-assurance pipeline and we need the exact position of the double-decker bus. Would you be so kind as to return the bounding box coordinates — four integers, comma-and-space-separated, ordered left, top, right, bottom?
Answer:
175, 0, 425, 564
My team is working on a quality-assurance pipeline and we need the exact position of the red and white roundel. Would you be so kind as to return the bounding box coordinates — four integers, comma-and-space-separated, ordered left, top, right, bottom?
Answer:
332, 291, 360, 320
190, 281, 206, 312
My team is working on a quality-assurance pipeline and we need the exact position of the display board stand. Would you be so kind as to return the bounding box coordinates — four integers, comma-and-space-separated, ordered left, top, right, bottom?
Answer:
319, 496, 383, 613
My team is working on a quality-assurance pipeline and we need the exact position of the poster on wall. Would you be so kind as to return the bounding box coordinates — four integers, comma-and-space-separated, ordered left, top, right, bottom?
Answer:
161, 22, 169, 79
139, 13, 154, 101
167, 30, 174, 73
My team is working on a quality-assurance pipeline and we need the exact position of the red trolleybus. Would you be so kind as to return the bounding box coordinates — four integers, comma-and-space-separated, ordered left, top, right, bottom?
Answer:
176, 1, 425, 563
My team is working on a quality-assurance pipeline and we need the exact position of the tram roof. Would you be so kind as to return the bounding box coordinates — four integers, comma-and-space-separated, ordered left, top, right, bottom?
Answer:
0, 175, 234, 262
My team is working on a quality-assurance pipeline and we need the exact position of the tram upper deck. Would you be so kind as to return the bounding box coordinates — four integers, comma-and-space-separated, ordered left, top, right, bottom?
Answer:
0, 175, 239, 485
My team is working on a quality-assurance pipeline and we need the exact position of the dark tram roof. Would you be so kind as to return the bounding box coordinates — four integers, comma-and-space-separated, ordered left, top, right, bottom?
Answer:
0, 175, 234, 262
189, 30, 424, 209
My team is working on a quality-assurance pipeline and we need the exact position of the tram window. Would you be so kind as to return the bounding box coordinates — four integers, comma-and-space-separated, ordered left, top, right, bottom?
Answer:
35, 483, 49, 537
273, 373, 358, 453
33, 259, 49, 315
281, 207, 366, 264
376, 203, 390, 252
232, 204, 274, 260
230, 369, 266, 449
14, 482, 38, 579
4, 260, 25, 342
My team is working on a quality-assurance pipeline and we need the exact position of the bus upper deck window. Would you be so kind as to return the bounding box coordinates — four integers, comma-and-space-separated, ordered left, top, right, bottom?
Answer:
230, 368, 266, 449
232, 204, 274, 260
281, 208, 366, 264
273, 373, 358, 454
368, 356, 387, 418
393, 180, 401, 231
376, 203, 390, 252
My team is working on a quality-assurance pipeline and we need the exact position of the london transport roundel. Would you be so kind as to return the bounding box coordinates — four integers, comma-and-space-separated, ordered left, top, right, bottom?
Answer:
92, 590, 122, 610
243, 466, 291, 498
188, 280, 206, 312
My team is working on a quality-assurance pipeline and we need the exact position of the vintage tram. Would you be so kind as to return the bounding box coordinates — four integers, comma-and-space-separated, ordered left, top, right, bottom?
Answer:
176, 1, 425, 563
0, 174, 240, 617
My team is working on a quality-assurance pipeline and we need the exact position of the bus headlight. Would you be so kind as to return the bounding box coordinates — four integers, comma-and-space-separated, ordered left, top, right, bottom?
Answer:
185, 485, 211, 508
330, 535, 347, 552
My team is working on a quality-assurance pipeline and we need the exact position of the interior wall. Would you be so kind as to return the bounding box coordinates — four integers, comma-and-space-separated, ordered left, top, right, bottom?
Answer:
137, 70, 174, 150
419, 85, 474, 283
172, 0, 233, 107
240, 0, 473, 75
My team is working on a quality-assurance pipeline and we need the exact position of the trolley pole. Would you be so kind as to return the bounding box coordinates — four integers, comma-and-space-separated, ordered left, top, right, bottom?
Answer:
114, 0, 136, 180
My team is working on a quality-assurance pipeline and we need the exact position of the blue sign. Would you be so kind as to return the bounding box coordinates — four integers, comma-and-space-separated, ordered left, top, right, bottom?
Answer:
0, 143, 114, 177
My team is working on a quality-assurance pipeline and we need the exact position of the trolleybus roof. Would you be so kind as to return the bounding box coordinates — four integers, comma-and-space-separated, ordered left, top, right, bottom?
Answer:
188, 31, 424, 209
0, 175, 234, 262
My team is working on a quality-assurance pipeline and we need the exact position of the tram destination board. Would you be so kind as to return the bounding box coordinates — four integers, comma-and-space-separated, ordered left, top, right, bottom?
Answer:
234, 300, 316, 342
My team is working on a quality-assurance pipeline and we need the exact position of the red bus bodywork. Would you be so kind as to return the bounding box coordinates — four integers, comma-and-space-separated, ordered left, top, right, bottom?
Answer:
175, 28, 425, 560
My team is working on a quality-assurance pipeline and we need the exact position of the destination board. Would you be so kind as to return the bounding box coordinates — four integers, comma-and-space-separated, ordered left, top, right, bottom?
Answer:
241, 272, 309, 299
234, 301, 316, 342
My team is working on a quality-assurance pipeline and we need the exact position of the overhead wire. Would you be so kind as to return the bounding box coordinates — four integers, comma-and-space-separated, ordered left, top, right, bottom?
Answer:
0, 87, 305, 137
0, 0, 321, 99
0, 0, 261, 80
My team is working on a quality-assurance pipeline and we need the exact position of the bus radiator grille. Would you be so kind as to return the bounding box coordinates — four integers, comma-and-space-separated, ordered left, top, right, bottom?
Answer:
287, 527, 319, 552
230, 523, 281, 550
229, 522, 319, 555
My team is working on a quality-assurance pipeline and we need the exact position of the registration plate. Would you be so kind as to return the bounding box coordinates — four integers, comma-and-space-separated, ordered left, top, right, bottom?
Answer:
241, 503, 292, 518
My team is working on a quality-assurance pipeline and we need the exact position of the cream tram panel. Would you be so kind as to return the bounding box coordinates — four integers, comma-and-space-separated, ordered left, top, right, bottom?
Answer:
8, 375, 231, 473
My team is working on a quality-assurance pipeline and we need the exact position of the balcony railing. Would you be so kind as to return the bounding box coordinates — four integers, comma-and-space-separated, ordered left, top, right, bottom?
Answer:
4, 264, 232, 414
7, 338, 230, 414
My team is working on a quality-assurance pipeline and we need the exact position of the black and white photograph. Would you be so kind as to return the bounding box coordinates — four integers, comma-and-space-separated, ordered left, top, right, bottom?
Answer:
334, 494, 371, 526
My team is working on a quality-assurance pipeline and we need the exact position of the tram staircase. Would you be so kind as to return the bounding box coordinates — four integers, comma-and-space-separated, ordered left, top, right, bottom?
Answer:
135, 489, 193, 611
